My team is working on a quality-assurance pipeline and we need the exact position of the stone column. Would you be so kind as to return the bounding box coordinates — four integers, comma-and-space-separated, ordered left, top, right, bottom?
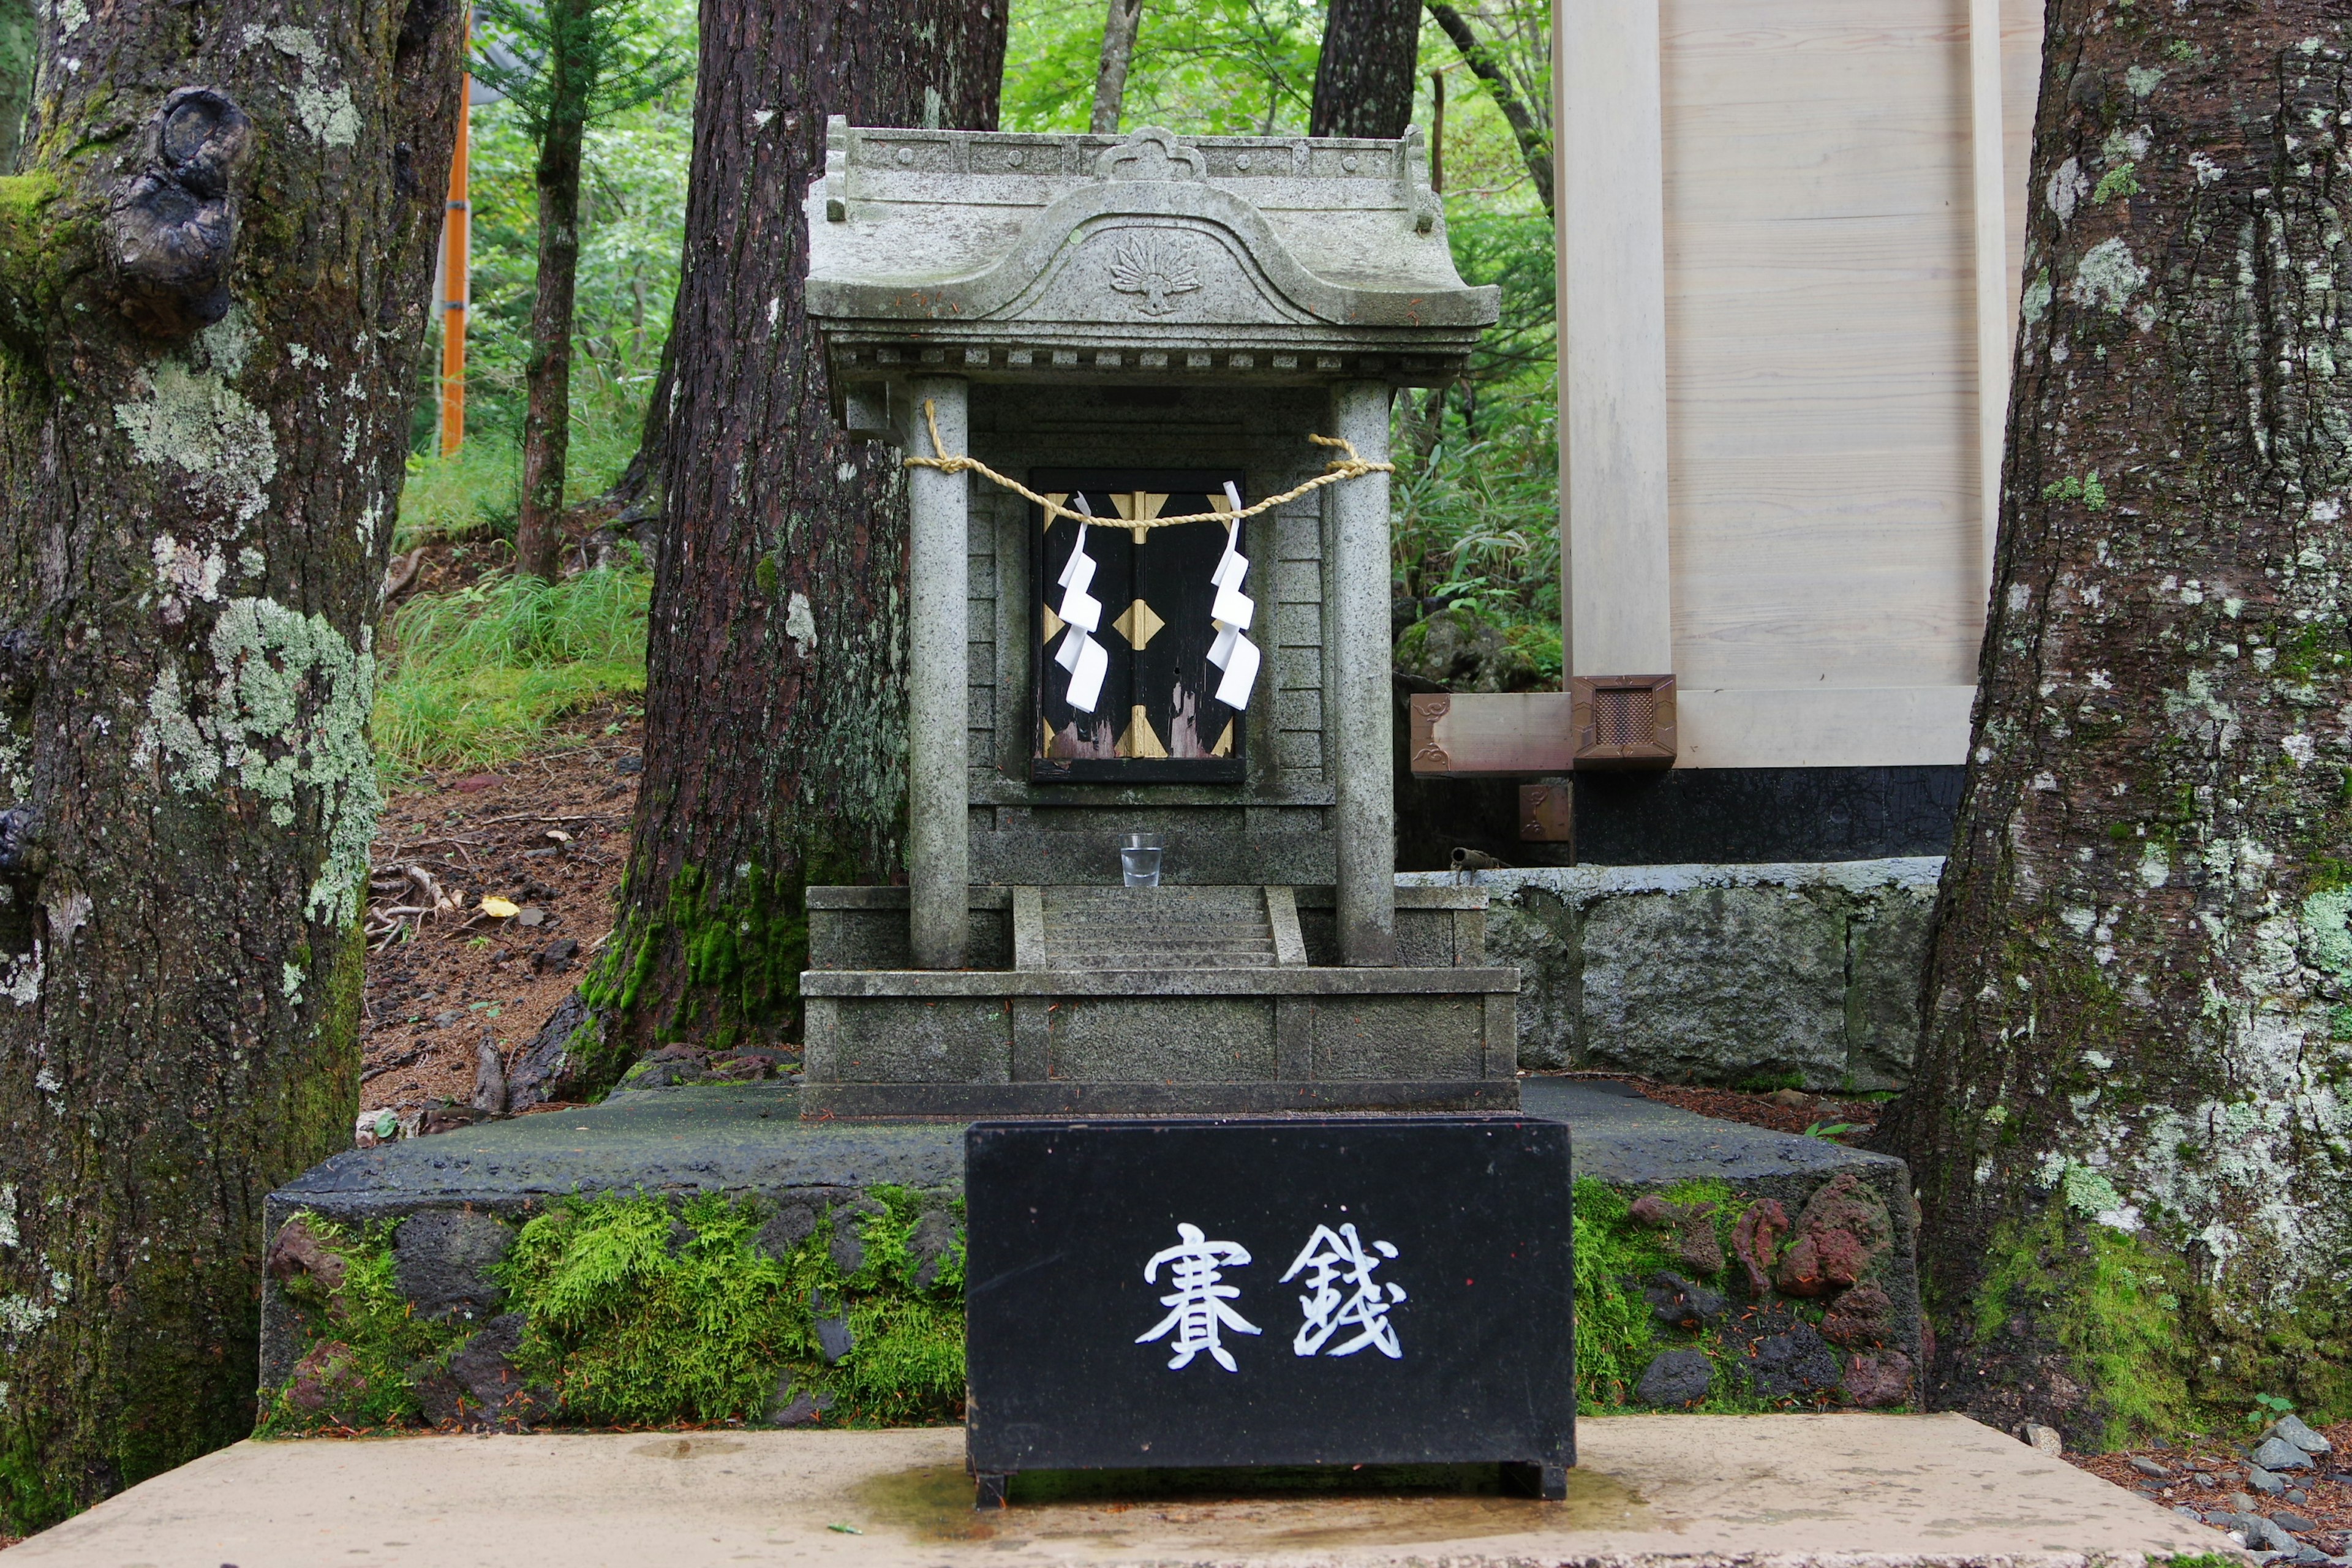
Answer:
1329, 380, 1397, 965
906, 376, 970, 968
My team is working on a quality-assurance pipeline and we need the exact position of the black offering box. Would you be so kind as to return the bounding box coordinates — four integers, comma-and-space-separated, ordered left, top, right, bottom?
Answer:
962, 1115, 1575, 1508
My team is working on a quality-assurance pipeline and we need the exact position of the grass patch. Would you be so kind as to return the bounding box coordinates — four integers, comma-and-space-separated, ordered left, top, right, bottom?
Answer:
396, 440, 523, 551
373, 567, 649, 774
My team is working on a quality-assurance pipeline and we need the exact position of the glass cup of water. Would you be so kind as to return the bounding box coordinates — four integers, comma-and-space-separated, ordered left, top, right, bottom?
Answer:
1118, 833, 1165, 888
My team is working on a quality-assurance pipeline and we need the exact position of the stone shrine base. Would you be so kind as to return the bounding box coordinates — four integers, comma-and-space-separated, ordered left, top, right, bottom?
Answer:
7, 1415, 2230, 1566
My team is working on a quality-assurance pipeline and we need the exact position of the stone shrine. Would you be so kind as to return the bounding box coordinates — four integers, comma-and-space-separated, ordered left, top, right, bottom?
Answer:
797, 119, 1515, 1116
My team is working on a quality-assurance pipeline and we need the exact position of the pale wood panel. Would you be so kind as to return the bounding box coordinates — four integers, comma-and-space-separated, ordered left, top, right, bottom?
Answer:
1559, 0, 1673, 676
2002, 0, 2043, 331
1660, 0, 1984, 723
1676, 685, 1974, 767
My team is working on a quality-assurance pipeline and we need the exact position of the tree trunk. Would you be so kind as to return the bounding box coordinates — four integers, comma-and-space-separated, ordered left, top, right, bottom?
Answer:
1311, 0, 1421, 140
0, 0, 31, 173
579, 1, 1003, 1066
1090, 0, 1143, 137
0, 0, 462, 1531
1425, 2, 1550, 214
1881, 4, 2352, 1446
514, 0, 593, 583
604, 320, 674, 524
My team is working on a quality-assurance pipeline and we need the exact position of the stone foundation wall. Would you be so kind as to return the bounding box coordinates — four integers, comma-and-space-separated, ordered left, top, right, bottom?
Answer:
1398, 859, 1943, 1091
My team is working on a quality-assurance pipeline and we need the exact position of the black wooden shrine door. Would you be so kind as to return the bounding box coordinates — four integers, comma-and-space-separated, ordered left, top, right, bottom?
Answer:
1031, 467, 1248, 784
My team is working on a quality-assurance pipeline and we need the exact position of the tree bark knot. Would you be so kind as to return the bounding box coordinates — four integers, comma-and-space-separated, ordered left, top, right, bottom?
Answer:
107, 88, 255, 338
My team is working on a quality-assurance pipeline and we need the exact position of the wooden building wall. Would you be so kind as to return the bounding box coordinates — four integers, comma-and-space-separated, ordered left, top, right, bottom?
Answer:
1555, 0, 2045, 768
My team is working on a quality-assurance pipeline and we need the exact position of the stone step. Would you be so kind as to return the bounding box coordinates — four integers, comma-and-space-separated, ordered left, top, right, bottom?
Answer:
1037, 884, 1281, 968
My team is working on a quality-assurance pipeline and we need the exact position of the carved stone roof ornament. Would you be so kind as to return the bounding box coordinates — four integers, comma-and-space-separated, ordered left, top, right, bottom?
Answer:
805, 119, 1498, 411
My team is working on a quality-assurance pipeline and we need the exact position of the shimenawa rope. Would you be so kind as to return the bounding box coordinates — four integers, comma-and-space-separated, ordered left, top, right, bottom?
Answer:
900, 398, 1393, 530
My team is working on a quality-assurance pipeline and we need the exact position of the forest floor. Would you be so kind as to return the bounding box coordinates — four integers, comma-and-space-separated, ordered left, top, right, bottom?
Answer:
358, 710, 639, 1118
2068, 1420, 2352, 1557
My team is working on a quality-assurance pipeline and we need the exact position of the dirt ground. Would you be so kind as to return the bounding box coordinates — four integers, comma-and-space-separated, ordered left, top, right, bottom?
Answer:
1531, 1069, 1887, 1146
360, 710, 639, 1117
2069, 1420, 2352, 1556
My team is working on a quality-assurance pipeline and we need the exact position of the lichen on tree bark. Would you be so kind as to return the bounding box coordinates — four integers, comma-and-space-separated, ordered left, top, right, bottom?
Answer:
1884, 4, 2352, 1444
0, 0, 464, 1529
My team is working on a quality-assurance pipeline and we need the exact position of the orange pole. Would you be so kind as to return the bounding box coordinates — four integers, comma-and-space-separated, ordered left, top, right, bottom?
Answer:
439, 18, 472, 458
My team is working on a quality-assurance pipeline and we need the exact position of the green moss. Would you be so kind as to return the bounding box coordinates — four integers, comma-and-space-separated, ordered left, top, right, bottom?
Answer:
500, 1186, 963, 1428
582, 845, 858, 1072
1571, 1178, 1781, 1414
257, 1215, 474, 1434
1973, 1207, 2195, 1450
0, 1410, 75, 1539
263, 1188, 967, 1435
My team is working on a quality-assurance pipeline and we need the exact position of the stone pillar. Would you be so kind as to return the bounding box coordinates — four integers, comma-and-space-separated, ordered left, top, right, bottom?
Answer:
1329, 380, 1397, 965
906, 377, 970, 968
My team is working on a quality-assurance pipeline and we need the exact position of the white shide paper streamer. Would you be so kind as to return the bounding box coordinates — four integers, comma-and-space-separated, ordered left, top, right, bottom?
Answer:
1205, 481, 1260, 710
1053, 498, 1109, 713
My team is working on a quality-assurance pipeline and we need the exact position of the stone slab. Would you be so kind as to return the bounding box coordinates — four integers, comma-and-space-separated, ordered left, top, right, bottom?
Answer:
6, 1415, 2231, 1566
1403, 861, 1941, 1088
270, 1079, 1893, 1220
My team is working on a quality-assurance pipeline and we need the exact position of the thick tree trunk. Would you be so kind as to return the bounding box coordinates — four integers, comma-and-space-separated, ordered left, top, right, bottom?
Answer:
1311, 0, 1421, 140
514, 0, 592, 583
580, 1, 1003, 1064
0, 0, 462, 1531
1882, 5, 2352, 1446
1425, 2, 1550, 214
1090, 0, 1143, 137
603, 322, 674, 525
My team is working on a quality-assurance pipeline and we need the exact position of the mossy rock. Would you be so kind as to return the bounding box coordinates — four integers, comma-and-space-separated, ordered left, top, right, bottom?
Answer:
259, 1186, 966, 1435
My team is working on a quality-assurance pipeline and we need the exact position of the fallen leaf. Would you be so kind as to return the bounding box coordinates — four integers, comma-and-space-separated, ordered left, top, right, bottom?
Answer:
546, 829, 572, 843
480, 896, 521, 918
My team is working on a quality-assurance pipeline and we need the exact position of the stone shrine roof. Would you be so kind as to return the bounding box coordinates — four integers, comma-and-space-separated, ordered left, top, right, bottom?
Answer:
805, 121, 1498, 388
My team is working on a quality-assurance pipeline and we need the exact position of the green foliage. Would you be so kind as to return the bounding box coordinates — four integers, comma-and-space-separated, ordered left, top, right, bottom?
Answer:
2245, 1391, 2296, 1427
474, 0, 690, 139
1735, 1069, 1807, 1093
1001, 0, 1323, 135
1973, 1207, 2195, 1450
420, 0, 692, 450
373, 567, 649, 773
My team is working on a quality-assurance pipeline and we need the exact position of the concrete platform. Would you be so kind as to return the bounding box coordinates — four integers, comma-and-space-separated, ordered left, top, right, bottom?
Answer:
7, 1415, 2233, 1566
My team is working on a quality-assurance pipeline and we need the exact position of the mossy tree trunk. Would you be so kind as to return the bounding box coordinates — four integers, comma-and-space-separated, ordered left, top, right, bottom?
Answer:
1310, 0, 1421, 140
1882, 4, 2352, 1447
583, 1, 1005, 1061
0, 0, 463, 1531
